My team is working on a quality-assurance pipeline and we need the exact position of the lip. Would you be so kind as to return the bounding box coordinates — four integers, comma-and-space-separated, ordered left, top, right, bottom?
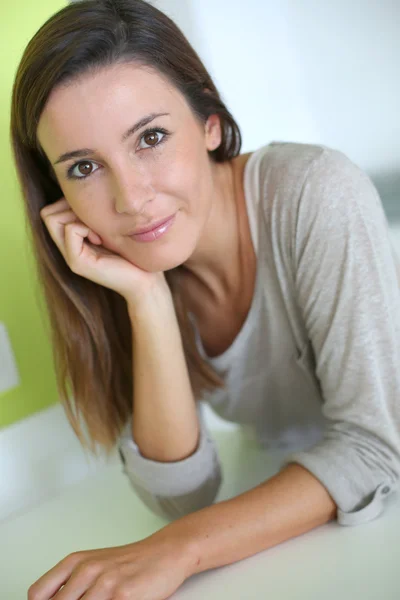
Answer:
127, 214, 176, 236
128, 213, 177, 243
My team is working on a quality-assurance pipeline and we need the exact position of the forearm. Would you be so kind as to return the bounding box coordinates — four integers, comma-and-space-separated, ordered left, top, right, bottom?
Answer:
127, 286, 199, 463
158, 462, 338, 576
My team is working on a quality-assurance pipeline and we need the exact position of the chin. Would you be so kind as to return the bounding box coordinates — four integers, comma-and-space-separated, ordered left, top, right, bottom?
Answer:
127, 246, 195, 274
114, 225, 198, 273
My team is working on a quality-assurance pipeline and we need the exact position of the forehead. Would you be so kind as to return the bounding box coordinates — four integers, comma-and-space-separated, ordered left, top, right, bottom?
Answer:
36, 63, 188, 156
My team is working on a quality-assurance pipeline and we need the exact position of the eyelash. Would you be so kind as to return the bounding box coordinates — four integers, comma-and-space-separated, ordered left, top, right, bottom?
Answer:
65, 127, 170, 181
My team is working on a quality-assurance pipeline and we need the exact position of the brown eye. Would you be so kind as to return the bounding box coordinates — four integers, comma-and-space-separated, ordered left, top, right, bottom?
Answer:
66, 160, 100, 180
137, 128, 168, 151
78, 162, 93, 175
143, 132, 159, 146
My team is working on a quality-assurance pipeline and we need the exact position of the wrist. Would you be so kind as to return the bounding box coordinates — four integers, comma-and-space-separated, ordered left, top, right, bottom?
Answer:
126, 282, 174, 320
149, 522, 200, 579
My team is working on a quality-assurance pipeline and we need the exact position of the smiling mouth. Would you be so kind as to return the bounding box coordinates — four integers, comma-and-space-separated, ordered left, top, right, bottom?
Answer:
127, 213, 177, 243
128, 213, 176, 236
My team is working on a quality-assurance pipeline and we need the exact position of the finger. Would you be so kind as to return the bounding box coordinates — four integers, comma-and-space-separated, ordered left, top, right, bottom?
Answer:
28, 555, 80, 600
64, 222, 92, 268
79, 581, 114, 600
42, 209, 79, 259
41, 202, 102, 253
46, 563, 104, 600
40, 197, 70, 219
87, 230, 102, 245
78, 571, 124, 600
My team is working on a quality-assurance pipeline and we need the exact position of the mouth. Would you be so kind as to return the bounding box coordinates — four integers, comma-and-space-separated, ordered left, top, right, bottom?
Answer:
127, 213, 177, 243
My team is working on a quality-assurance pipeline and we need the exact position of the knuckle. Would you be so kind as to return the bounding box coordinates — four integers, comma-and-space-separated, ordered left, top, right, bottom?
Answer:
67, 550, 83, 560
78, 559, 101, 578
27, 584, 39, 600
97, 571, 118, 589
63, 551, 83, 567
65, 221, 81, 235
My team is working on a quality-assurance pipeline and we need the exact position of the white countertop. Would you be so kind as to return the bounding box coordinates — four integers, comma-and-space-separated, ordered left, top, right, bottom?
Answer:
1, 427, 399, 599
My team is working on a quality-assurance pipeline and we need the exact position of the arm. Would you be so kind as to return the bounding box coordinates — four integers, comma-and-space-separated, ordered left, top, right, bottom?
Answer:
156, 148, 400, 569
157, 461, 337, 576
281, 148, 400, 525
128, 285, 199, 462
118, 283, 222, 520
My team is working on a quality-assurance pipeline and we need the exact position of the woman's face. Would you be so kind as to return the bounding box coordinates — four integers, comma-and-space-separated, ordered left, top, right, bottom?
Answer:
36, 62, 222, 272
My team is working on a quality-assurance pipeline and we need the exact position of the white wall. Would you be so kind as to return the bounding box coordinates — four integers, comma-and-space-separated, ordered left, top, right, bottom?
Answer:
154, 0, 400, 214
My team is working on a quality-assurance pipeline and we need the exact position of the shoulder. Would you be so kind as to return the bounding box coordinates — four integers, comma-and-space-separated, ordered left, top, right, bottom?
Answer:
248, 140, 377, 216
245, 141, 382, 264
251, 140, 362, 188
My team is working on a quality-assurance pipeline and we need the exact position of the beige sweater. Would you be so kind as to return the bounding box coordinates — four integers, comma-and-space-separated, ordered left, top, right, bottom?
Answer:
119, 141, 400, 526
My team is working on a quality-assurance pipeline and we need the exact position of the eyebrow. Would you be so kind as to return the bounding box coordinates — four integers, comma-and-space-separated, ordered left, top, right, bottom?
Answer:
52, 112, 170, 165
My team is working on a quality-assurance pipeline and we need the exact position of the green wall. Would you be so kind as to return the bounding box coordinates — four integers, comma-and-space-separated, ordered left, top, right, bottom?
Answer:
0, 1, 67, 428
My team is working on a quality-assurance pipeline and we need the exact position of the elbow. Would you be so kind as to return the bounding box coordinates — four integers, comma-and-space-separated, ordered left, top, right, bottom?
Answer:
129, 470, 223, 521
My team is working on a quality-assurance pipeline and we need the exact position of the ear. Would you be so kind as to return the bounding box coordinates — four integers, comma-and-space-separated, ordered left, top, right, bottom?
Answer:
205, 114, 222, 152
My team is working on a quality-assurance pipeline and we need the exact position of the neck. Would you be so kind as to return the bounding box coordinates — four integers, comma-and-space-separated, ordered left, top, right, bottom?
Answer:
181, 153, 253, 307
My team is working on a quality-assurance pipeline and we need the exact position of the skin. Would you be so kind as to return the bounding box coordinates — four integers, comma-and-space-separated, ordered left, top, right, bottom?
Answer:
37, 62, 257, 355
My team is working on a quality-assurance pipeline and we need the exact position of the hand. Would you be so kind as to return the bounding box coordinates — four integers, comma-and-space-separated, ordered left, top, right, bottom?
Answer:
40, 197, 169, 303
27, 530, 195, 600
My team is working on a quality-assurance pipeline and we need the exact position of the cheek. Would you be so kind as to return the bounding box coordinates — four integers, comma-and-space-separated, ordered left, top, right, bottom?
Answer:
157, 147, 211, 214
65, 185, 110, 229
66, 199, 108, 241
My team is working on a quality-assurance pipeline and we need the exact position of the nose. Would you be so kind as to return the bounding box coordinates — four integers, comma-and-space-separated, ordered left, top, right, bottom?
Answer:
113, 166, 156, 215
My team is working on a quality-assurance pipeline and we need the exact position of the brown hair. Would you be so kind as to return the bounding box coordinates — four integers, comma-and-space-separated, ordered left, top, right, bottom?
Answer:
10, 0, 242, 456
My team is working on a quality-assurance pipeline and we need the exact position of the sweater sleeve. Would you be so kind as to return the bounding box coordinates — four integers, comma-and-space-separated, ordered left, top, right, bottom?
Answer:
281, 147, 400, 526
117, 400, 223, 521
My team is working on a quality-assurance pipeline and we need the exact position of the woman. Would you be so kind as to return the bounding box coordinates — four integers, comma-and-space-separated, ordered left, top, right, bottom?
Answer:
11, 0, 400, 598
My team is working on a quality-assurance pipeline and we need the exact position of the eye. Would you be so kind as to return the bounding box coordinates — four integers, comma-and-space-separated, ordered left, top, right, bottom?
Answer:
138, 128, 167, 150
66, 161, 100, 180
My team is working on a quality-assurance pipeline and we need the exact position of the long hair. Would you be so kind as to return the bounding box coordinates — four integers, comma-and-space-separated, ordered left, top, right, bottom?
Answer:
10, 0, 242, 456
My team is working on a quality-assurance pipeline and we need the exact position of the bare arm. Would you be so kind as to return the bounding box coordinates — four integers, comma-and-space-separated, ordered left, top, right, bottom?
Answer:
118, 282, 222, 520
127, 284, 200, 462
156, 462, 337, 576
